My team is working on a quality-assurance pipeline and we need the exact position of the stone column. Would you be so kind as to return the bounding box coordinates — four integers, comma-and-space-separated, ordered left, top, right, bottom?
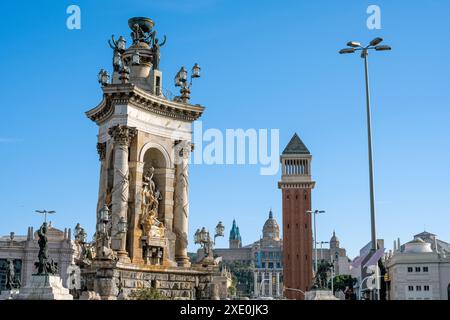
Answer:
253, 272, 258, 297
260, 273, 265, 296
268, 272, 273, 297
130, 160, 145, 264
173, 141, 191, 267
276, 272, 280, 297
95, 142, 107, 256
108, 125, 136, 262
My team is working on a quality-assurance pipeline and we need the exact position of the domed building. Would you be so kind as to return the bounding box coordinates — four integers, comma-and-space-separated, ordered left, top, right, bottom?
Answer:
385, 231, 450, 300
211, 209, 283, 298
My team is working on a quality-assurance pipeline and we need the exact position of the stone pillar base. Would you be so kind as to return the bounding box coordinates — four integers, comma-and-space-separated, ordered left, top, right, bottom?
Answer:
15, 275, 73, 300
0, 289, 19, 300
117, 251, 131, 263
176, 256, 191, 268
305, 290, 338, 300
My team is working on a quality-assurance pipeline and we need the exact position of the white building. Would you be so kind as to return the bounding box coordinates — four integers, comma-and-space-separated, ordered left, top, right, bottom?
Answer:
386, 232, 450, 300
0, 223, 76, 292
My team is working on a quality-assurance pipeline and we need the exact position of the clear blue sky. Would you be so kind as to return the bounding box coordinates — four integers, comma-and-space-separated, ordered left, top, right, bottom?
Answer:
1, 0, 449, 259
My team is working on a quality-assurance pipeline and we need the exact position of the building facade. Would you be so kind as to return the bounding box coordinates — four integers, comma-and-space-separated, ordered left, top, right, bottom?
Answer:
313, 231, 351, 276
211, 210, 284, 298
386, 232, 450, 300
0, 224, 75, 292
278, 133, 315, 299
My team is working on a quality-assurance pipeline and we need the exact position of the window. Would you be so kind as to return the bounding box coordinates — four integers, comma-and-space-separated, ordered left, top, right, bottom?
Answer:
416, 286, 421, 291
423, 267, 429, 272
261, 262, 266, 268
407, 267, 413, 272
268, 262, 274, 269
424, 285, 430, 291
415, 267, 421, 272
408, 286, 414, 291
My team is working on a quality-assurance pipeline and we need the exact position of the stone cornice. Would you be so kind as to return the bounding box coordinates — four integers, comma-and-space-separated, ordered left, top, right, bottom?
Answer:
85, 83, 205, 124
278, 181, 316, 189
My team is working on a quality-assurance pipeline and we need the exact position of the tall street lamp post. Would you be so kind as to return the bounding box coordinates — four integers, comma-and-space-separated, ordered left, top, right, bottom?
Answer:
306, 210, 325, 275
339, 37, 391, 300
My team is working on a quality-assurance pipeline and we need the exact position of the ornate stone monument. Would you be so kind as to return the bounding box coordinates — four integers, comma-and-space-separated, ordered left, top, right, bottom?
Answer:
83, 17, 215, 299
15, 222, 73, 300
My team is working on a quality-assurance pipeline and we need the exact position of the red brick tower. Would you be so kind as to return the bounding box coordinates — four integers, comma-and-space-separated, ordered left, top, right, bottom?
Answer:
278, 133, 315, 299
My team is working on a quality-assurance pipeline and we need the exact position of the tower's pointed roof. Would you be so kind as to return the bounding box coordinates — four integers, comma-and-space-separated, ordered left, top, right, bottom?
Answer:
229, 219, 239, 240
282, 133, 310, 155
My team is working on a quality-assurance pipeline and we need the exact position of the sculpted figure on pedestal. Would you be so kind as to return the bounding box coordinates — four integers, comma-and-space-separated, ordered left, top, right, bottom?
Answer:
140, 167, 165, 238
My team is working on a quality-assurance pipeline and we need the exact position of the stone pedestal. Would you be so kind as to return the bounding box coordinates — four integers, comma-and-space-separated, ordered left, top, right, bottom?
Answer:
15, 275, 73, 300
79, 291, 101, 300
0, 289, 19, 300
305, 290, 338, 300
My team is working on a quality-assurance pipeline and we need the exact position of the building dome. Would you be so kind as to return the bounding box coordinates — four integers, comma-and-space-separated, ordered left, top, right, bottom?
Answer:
262, 209, 280, 241
330, 231, 340, 248
404, 237, 433, 253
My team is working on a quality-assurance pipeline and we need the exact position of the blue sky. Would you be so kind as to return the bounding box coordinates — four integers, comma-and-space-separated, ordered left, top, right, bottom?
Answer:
0, 0, 449, 259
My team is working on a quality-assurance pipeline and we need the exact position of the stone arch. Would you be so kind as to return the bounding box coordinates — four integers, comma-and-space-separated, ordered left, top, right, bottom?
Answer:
140, 143, 172, 224
139, 142, 172, 168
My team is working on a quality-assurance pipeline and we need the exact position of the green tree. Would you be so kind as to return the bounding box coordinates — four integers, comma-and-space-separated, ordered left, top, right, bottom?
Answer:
330, 275, 357, 293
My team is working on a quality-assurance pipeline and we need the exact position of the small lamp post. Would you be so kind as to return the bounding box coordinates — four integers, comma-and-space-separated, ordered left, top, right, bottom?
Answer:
117, 217, 128, 234
174, 63, 201, 103
99, 205, 110, 234
98, 69, 110, 86
214, 221, 225, 245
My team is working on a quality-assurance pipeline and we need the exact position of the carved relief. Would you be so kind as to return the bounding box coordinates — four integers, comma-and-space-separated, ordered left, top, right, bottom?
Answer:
108, 124, 137, 146
96, 142, 107, 161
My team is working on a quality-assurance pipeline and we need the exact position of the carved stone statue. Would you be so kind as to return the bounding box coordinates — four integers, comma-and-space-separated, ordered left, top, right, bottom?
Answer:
131, 23, 146, 44
6, 260, 20, 290
150, 33, 166, 70
140, 167, 165, 238
108, 35, 125, 72
314, 260, 333, 289
36, 222, 49, 275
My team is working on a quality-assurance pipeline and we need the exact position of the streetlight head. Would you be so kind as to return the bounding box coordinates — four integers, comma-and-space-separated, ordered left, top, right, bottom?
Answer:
191, 63, 201, 78
347, 41, 361, 48
375, 45, 392, 51
370, 37, 383, 46
339, 48, 356, 54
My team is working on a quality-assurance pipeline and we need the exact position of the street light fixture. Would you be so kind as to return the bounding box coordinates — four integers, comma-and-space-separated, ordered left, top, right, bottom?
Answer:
339, 37, 391, 300
174, 63, 201, 103
35, 210, 56, 223
117, 216, 127, 234
306, 209, 325, 275
214, 221, 225, 245
98, 69, 110, 86
347, 41, 361, 48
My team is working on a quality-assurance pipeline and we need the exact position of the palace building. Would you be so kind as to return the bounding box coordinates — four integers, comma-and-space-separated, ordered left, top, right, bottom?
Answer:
210, 210, 283, 298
